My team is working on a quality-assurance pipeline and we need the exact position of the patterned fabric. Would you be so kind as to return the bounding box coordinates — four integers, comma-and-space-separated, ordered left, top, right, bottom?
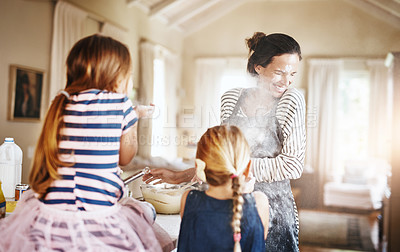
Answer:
0, 190, 162, 252
42, 89, 138, 211
178, 190, 265, 252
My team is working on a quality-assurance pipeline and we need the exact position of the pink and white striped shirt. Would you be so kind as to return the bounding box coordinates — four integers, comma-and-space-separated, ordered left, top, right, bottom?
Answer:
42, 89, 138, 211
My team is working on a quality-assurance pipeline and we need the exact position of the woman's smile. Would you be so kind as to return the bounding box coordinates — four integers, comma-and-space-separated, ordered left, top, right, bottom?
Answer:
256, 53, 300, 98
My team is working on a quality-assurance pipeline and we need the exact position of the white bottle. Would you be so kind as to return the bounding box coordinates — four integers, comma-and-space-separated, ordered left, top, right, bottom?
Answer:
0, 138, 23, 199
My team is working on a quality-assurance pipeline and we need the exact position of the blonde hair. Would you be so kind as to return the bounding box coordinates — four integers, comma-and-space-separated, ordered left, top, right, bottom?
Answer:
29, 34, 132, 197
196, 125, 251, 252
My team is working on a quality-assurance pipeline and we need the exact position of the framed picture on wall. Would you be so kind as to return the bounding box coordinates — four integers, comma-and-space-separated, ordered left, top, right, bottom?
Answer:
8, 65, 45, 121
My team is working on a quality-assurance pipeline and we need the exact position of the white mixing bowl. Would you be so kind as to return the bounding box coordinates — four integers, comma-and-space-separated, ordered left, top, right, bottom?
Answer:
140, 182, 196, 214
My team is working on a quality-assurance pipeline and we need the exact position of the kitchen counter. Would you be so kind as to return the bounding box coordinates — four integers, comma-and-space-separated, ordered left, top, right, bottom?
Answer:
155, 213, 181, 241
155, 214, 181, 252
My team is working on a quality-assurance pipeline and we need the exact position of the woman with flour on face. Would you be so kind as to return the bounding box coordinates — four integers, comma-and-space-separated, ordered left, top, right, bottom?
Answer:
142, 32, 305, 251
221, 32, 306, 252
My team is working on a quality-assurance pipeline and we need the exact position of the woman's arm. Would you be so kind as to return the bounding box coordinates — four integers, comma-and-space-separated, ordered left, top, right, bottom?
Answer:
251, 88, 306, 182
143, 168, 196, 184
221, 88, 306, 182
220, 88, 242, 123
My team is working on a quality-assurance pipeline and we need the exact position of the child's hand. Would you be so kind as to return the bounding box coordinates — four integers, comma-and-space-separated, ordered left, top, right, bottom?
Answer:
242, 175, 255, 193
134, 104, 155, 118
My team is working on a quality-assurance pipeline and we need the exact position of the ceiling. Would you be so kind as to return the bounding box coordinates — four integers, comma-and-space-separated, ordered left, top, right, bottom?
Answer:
127, 0, 400, 36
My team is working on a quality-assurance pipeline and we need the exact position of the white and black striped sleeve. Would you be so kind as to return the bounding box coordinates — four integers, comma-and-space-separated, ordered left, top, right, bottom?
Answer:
251, 88, 306, 182
220, 88, 242, 123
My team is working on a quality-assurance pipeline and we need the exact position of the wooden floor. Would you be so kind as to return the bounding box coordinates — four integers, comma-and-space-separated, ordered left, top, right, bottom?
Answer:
299, 246, 367, 252
298, 209, 380, 252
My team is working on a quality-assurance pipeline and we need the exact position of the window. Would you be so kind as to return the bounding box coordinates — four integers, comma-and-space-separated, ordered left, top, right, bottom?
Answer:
151, 58, 166, 158
336, 71, 370, 174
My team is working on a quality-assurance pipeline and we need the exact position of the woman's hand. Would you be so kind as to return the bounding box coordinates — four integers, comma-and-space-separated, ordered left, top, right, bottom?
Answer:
142, 168, 177, 184
134, 104, 155, 118
142, 168, 195, 184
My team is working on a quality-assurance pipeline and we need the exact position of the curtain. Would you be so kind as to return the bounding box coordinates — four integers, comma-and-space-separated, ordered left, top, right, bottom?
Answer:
138, 42, 156, 158
192, 57, 250, 136
161, 50, 180, 160
48, 1, 87, 105
305, 59, 342, 205
367, 59, 392, 161
194, 59, 226, 136
138, 41, 180, 160
193, 58, 251, 136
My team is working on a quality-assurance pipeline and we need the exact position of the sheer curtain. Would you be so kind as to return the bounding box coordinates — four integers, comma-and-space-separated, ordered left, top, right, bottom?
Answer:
193, 58, 248, 136
367, 59, 392, 161
138, 41, 180, 160
48, 1, 87, 105
194, 58, 226, 136
138, 42, 156, 158
162, 51, 180, 159
305, 59, 342, 204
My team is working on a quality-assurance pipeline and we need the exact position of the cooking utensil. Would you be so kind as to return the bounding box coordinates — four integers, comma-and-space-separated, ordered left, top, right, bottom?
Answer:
123, 167, 150, 186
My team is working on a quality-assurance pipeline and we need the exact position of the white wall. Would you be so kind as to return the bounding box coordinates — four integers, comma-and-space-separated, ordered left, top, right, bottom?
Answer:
0, 0, 184, 183
0, 0, 53, 184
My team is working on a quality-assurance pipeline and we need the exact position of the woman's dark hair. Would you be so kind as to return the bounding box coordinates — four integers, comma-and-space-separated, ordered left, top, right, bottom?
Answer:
246, 32, 302, 75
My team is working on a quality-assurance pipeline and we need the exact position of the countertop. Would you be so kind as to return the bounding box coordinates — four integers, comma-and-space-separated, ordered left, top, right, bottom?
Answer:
155, 213, 181, 240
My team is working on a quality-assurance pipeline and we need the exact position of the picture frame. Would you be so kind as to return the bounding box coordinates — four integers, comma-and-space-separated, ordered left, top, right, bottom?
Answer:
8, 64, 45, 121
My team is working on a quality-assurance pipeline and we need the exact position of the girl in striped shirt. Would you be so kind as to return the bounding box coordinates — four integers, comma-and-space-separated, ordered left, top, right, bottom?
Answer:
221, 32, 306, 252
0, 34, 162, 251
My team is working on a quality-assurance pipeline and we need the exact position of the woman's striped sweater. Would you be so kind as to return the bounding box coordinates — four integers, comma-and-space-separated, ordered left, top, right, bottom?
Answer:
221, 87, 306, 182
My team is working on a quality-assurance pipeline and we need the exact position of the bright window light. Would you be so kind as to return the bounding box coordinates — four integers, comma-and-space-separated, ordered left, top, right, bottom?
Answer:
219, 73, 255, 98
151, 58, 165, 158
336, 72, 370, 172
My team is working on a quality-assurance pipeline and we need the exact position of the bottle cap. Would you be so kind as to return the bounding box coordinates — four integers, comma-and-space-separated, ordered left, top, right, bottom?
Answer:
4, 138, 14, 143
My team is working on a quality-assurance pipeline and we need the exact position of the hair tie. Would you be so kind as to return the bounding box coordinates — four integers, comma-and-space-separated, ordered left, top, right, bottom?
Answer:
59, 90, 70, 99
231, 174, 238, 179
233, 232, 241, 242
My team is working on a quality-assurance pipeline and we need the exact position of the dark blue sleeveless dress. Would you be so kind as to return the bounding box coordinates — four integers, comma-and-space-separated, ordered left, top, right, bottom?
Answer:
177, 190, 265, 252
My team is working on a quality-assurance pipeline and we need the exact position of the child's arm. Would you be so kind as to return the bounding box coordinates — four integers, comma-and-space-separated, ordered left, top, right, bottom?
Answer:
253, 191, 269, 240
119, 122, 138, 166
119, 104, 154, 166
180, 190, 191, 218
